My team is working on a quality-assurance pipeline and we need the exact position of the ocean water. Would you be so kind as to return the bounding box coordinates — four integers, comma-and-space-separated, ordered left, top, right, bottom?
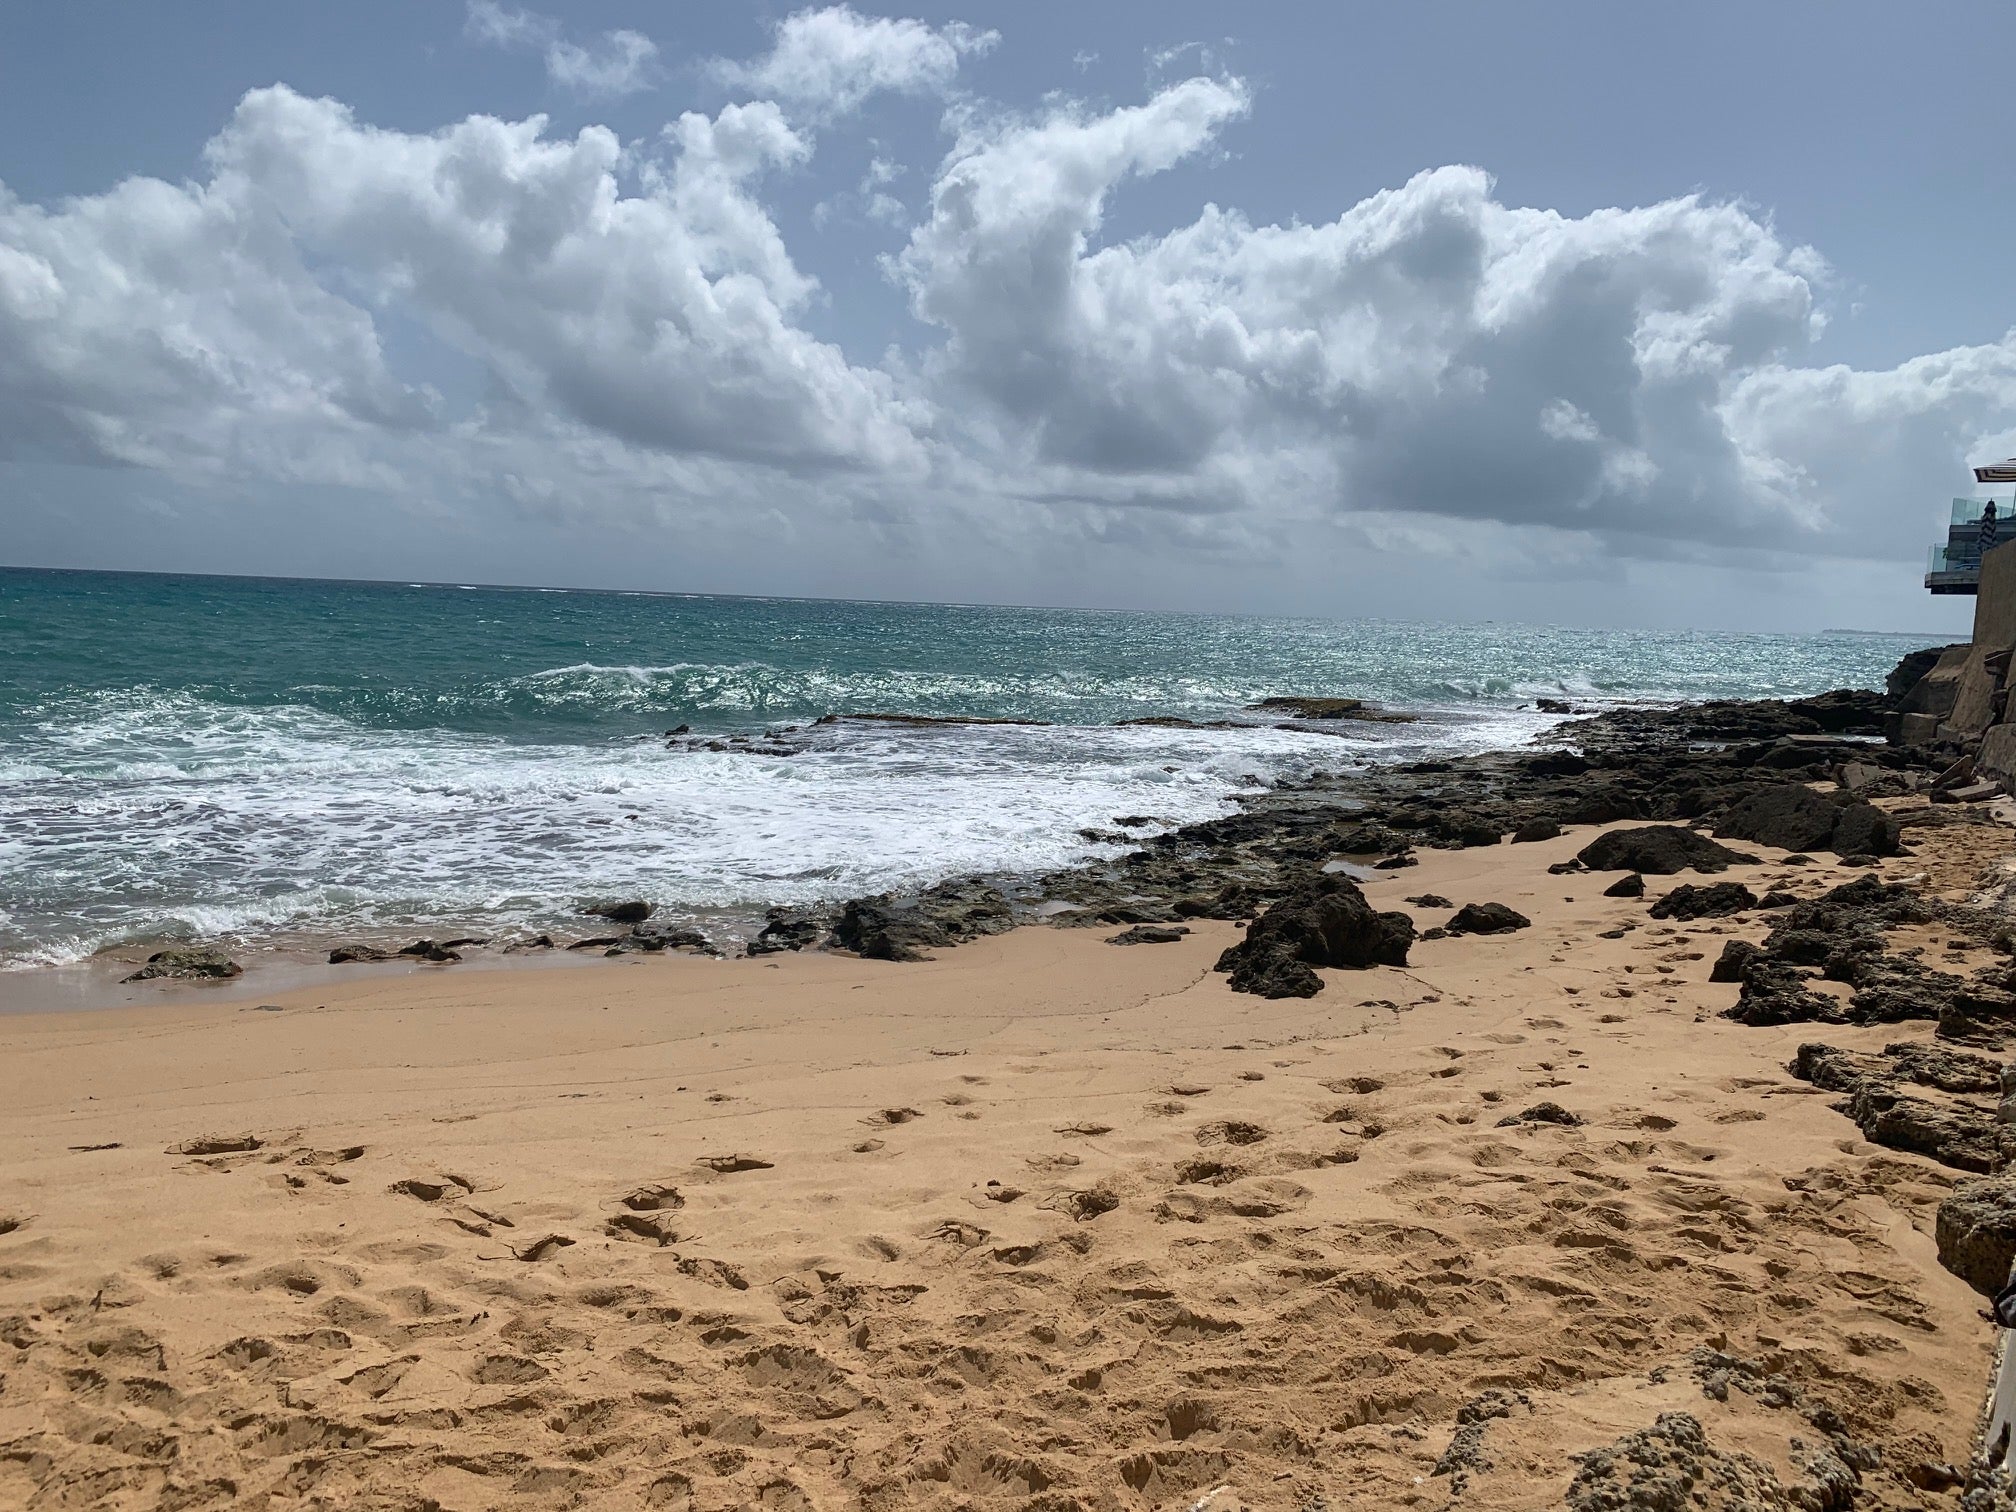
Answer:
0, 567, 1932, 968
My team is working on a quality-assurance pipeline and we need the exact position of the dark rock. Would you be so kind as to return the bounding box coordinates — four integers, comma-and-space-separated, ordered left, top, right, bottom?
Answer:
1723, 960, 1844, 1027
1510, 818, 1562, 844
1106, 925, 1187, 945
1708, 939, 1761, 983
1524, 750, 1589, 777
746, 908, 826, 956
397, 939, 462, 962
1172, 884, 1268, 920
1575, 826, 1754, 875
1445, 902, 1531, 936
1829, 801, 1902, 858
1936, 1175, 2016, 1294
1224, 947, 1322, 999
1547, 860, 1586, 875
1565, 791, 1646, 825
1757, 890, 1797, 909
1246, 695, 1415, 723
1372, 853, 1417, 870
1095, 901, 1182, 925
1713, 783, 1900, 858
1648, 882, 1757, 921
1602, 873, 1645, 899
1420, 926, 1449, 940
1215, 871, 1414, 998
123, 947, 243, 982
1404, 894, 1453, 909
1712, 784, 1840, 852
1496, 1102, 1581, 1127
328, 943, 392, 964
1886, 1041, 2003, 1094
586, 899, 655, 924
566, 936, 623, 951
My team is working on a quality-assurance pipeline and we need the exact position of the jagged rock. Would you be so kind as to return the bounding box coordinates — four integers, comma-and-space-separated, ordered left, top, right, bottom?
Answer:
1246, 695, 1414, 723
1649, 882, 1756, 921
1511, 818, 1562, 843
1709, 939, 1761, 983
1445, 902, 1531, 936
1106, 925, 1187, 945
746, 908, 826, 956
1936, 1175, 2016, 1294
1215, 871, 1413, 999
586, 899, 655, 924
1404, 893, 1453, 909
1224, 947, 1322, 999
1835, 1083, 2007, 1172
123, 947, 242, 982
1603, 873, 1646, 898
1830, 800, 1903, 857
1576, 826, 1755, 876
328, 943, 392, 964
1846, 957, 1966, 1024
1724, 960, 1844, 1027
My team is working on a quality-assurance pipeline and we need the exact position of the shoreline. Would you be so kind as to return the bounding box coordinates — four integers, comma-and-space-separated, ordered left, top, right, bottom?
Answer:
0, 681, 1894, 998
1, 810, 2003, 1507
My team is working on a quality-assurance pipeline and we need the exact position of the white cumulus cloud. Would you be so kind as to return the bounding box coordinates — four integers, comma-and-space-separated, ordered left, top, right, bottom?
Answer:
713, 5, 998, 119
465, 1, 660, 99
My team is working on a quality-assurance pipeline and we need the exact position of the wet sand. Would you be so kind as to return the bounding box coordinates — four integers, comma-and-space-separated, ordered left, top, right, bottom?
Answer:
0, 823, 1996, 1509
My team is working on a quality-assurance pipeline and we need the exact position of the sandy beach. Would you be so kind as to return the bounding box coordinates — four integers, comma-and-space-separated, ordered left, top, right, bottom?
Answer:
0, 821, 1996, 1510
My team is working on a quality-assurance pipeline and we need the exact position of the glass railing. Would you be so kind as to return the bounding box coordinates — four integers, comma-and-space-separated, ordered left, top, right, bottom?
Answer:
1930, 544, 1984, 574
1952, 495, 2015, 523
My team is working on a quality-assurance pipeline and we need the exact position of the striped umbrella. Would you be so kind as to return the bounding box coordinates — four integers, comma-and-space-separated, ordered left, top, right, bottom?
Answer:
1974, 458, 2016, 483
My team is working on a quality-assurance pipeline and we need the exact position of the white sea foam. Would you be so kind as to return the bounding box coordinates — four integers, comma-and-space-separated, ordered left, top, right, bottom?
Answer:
0, 691, 1427, 965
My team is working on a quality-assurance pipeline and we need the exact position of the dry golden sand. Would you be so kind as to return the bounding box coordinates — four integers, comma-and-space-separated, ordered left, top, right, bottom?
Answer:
0, 824, 2000, 1510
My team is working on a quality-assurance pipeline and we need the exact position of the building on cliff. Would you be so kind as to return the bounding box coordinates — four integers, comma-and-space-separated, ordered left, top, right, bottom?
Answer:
1895, 458, 2016, 784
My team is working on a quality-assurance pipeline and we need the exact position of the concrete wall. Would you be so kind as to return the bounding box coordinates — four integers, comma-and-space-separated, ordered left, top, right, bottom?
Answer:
1943, 543, 2016, 739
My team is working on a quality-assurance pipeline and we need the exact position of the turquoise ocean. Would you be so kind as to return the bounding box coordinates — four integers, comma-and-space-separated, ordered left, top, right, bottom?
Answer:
0, 567, 1935, 968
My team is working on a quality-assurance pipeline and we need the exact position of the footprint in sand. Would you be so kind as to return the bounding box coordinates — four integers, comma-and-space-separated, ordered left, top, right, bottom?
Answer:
1194, 1120, 1267, 1147
606, 1213, 678, 1246
696, 1154, 774, 1173
621, 1184, 684, 1212
865, 1109, 922, 1126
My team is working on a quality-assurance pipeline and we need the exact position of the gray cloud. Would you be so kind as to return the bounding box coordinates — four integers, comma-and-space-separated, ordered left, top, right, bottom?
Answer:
0, 17, 2012, 612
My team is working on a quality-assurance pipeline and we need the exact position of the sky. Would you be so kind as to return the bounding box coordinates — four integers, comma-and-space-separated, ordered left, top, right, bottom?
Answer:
1, 3, 2012, 634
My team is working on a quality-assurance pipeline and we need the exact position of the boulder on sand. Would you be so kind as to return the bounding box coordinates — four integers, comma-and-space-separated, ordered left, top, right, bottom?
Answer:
1444, 902, 1531, 936
1648, 882, 1757, 921
123, 947, 242, 983
1575, 826, 1755, 876
1215, 871, 1414, 999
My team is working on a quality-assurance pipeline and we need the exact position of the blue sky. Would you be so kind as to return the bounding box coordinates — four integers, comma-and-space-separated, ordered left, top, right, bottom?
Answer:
2, 2, 2012, 632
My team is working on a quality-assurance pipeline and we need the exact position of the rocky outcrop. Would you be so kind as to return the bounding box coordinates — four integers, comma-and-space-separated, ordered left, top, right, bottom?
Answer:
1648, 882, 1756, 920
1790, 1041, 2012, 1173
1245, 696, 1415, 723
1711, 783, 1901, 857
1575, 827, 1755, 875
1936, 1175, 2016, 1294
1214, 871, 1413, 999
1565, 1412, 1856, 1512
